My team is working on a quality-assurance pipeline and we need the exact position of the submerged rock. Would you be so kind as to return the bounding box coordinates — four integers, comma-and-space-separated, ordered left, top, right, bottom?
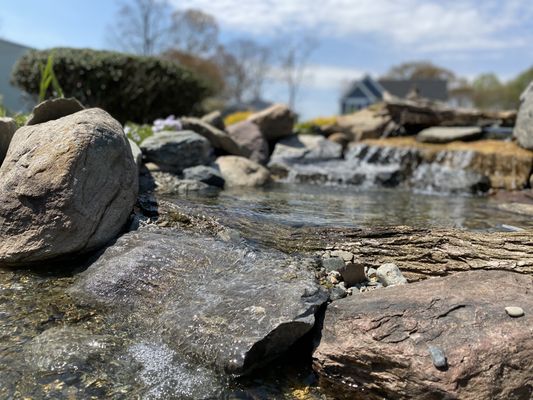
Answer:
140, 130, 213, 173
215, 155, 270, 187
26, 97, 84, 125
0, 117, 17, 164
0, 108, 137, 267
313, 270, 533, 400
71, 229, 327, 378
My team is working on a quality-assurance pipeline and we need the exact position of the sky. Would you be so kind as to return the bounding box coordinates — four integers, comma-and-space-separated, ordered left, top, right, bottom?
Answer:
1, 0, 533, 119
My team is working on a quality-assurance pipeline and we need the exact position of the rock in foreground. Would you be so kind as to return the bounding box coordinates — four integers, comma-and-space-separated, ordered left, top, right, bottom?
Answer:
0, 108, 137, 266
71, 229, 327, 377
313, 270, 533, 400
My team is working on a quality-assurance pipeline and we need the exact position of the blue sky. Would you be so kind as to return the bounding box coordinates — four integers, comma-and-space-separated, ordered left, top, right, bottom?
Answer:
1, 0, 533, 119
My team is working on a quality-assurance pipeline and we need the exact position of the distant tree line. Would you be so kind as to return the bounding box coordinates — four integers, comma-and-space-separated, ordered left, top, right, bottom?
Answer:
107, 0, 317, 110
382, 61, 532, 110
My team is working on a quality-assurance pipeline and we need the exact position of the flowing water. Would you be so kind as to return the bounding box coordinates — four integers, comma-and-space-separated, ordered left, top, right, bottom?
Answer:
1, 183, 532, 399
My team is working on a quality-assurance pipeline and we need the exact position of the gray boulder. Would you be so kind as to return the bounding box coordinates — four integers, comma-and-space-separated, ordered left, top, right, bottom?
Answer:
0, 108, 138, 267
417, 126, 482, 144
248, 104, 296, 140
183, 165, 225, 188
71, 229, 327, 376
226, 120, 270, 164
26, 97, 84, 125
128, 139, 142, 169
140, 130, 212, 173
215, 156, 270, 187
268, 134, 343, 171
376, 263, 407, 286
180, 117, 246, 156
513, 82, 533, 150
0, 117, 17, 165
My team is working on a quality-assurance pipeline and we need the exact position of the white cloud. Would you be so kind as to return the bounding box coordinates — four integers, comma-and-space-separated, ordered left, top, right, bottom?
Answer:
171, 0, 533, 52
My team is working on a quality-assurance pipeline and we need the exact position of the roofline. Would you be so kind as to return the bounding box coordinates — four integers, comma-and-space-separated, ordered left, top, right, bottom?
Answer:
342, 78, 379, 102
0, 37, 34, 50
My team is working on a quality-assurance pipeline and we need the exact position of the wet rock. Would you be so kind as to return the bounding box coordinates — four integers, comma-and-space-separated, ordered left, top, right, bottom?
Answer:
180, 117, 246, 156
26, 97, 84, 125
140, 130, 213, 173
24, 326, 120, 373
248, 104, 296, 140
71, 229, 327, 377
417, 126, 482, 144
182, 165, 225, 188
201, 110, 225, 131
412, 163, 491, 194
313, 270, 533, 400
505, 306, 525, 318
150, 172, 219, 196
0, 117, 17, 164
226, 120, 269, 164
215, 156, 270, 187
0, 108, 137, 267
376, 263, 407, 287
513, 82, 533, 150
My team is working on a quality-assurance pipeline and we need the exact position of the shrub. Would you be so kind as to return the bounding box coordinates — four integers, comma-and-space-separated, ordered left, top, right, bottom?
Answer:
11, 48, 213, 123
224, 111, 253, 126
124, 122, 154, 145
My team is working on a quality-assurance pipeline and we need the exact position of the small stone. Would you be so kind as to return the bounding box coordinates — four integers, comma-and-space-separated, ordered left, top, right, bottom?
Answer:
505, 306, 524, 317
338, 262, 367, 286
428, 345, 447, 369
328, 275, 339, 285
330, 250, 354, 262
330, 285, 348, 301
366, 267, 377, 279
321, 257, 345, 272
376, 263, 407, 287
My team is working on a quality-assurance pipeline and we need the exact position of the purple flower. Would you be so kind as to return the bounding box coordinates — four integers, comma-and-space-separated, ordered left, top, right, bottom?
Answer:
152, 115, 182, 132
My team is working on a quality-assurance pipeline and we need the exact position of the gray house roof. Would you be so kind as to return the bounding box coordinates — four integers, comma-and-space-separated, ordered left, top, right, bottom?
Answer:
342, 75, 449, 104
379, 79, 448, 101
0, 38, 34, 112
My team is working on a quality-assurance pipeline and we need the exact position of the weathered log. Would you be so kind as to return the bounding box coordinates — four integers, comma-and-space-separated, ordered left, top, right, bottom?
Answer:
146, 197, 533, 280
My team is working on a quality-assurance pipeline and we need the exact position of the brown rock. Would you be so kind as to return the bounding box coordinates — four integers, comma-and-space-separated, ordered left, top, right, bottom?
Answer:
313, 270, 533, 400
180, 116, 246, 156
26, 98, 84, 126
201, 110, 225, 131
0, 108, 138, 267
336, 107, 392, 141
247, 104, 296, 140
226, 120, 269, 164
0, 117, 17, 164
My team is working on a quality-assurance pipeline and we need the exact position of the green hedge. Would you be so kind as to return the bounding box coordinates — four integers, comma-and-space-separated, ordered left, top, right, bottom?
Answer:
11, 48, 213, 123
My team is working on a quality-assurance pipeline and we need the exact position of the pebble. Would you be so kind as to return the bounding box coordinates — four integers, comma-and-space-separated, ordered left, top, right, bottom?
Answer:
329, 285, 348, 301
376, 263, 407, 287
505, 306, 524, 317
428, 345, 447, 369
366, 267, 377, 279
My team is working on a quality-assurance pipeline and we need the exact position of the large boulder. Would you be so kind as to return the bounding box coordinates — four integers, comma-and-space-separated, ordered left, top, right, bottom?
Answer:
71, 229, 327, 379
0, 117, 17, 165
417, 126, 483, 144
335, 107, 394, 141
269, 134, 343, 164
313, 270, 533, 400
513, 82, 533, 150
140, 130, 212, 173
247, 104, 296, 140
215, 156, 270, 187
226, 120, 269, 164
0, 108, 138, 266
26, 98, 84, 125
180, 116, 246, 156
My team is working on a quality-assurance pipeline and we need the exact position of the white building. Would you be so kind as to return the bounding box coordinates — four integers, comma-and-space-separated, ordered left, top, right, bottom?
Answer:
0, 38, 33, 112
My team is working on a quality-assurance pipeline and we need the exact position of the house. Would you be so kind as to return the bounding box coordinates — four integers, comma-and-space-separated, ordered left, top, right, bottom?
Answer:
341, 75, 448, 114
0, 38, 33, 113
